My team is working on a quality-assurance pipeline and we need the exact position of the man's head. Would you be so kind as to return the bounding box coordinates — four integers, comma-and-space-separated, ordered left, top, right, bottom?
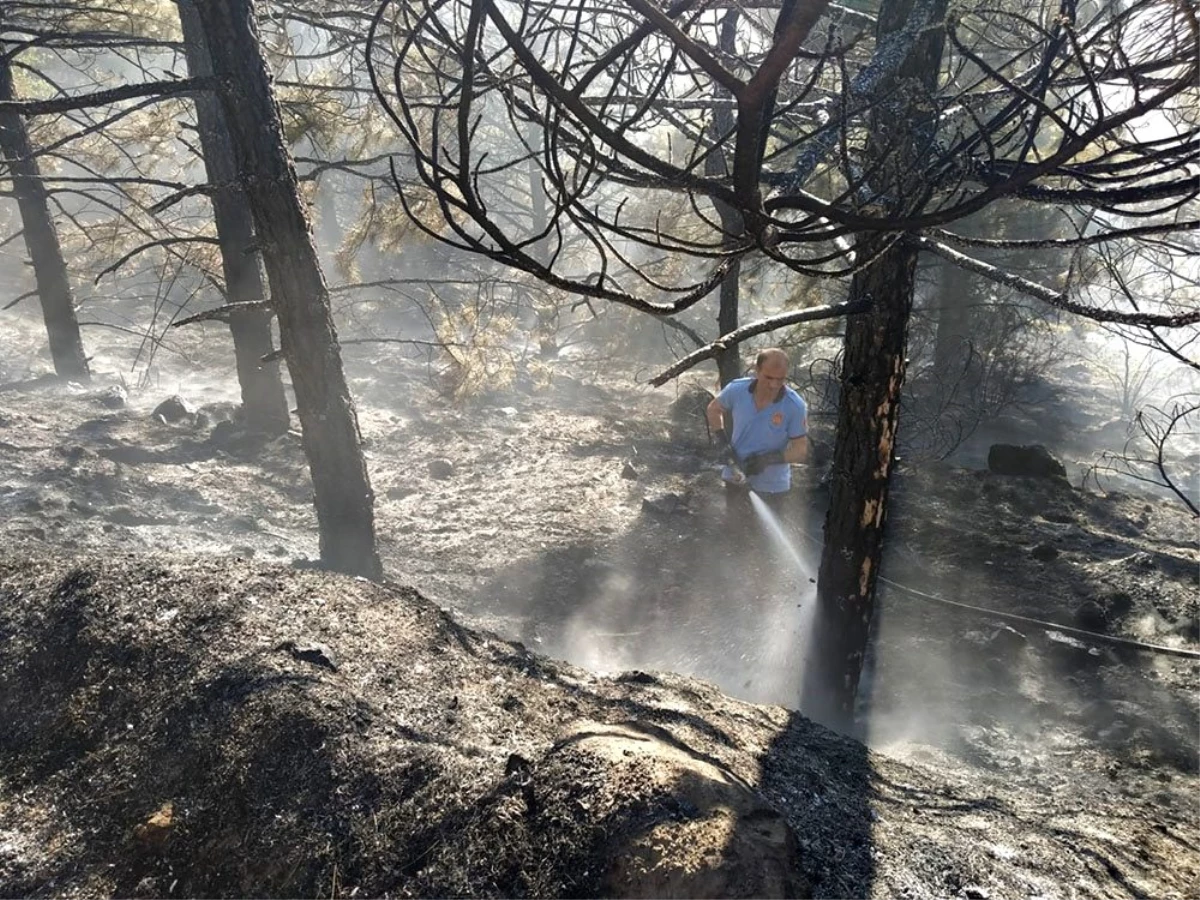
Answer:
754, 348, 789, 393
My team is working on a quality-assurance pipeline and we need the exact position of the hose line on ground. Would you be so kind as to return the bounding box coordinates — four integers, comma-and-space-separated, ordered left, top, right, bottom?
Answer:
875, 574, 1200, 661
789, 523, 1200, 661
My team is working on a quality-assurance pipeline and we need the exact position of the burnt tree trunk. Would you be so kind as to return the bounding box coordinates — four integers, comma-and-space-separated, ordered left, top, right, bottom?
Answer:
0, 51, 90, 381
709, 10, 743, 387
803, 0, 948, 730
802, 239, 916, 726
177, 0, 289, 433
194, 0, 381, 579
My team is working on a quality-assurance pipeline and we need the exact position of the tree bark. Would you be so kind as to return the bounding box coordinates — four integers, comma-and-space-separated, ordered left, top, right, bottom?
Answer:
0, 51, 90, 381
194, 0, 381, 579
802, 238, 916, 727
176, 0, 289, 433
709, 9, 743, 387
803, 0, 948, 730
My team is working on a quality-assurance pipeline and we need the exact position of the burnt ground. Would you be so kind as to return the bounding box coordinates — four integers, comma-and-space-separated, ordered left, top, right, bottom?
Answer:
0, 310, 1198, 898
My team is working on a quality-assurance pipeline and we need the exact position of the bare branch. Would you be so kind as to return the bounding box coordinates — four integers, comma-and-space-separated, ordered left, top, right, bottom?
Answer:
0, 76, 216, 117
2, 289, 38, 311
648, 298, 868, 385
94, 236, 222, 284
913, 236, 1200, 327
171, 301, 272, 328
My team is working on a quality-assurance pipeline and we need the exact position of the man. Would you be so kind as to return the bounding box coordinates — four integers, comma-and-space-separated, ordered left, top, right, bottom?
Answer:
705, 348, 808, 507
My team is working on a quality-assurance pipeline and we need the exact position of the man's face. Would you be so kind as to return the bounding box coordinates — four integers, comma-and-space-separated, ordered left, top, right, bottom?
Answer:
756, 357, 788, 393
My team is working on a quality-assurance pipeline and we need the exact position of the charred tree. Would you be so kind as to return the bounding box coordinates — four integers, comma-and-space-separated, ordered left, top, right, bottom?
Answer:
801, 0, 949, 729
194, 0, 382, 579
707, 9, 743, 387
176, 0, 289, 433
177, 0, 286, 426
801, 238, 917, 726
0, 49, 89, 381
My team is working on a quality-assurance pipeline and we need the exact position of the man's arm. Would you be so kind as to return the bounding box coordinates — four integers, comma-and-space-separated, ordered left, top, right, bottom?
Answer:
705, 396, 727, 434
784, 435, 808, 464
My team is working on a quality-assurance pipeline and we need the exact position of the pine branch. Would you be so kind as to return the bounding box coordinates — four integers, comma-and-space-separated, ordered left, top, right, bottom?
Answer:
648, 299, 868, 386
0, 76, 215, 117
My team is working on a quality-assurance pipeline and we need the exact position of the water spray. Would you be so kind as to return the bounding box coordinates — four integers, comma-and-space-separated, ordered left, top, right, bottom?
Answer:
747, 491, 813, 581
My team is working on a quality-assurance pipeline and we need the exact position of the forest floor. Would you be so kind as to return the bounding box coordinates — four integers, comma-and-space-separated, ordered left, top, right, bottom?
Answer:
0, 312, 1197, 898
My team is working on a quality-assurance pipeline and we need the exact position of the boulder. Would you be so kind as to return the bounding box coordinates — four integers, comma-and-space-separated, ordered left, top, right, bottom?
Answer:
642, 492, 687, 517
98, 385, 127, 409
541, 722, 809, 899
153, 395, 193, 423
987, 444, 1067, 480
428, 458, 455, 479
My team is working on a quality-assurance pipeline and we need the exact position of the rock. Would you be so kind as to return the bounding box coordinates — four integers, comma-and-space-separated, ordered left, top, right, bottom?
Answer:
621, 461, 639, 480
1119, 551, 1156, 572
98, 385, 127, 409
153, 395, 193, 423
542, 722, 808, 899
279, 640, 339, 672
131, 801, 174, 853
1031, 544, 1059, 562
987, 444, 1066, 480
641, 493, 686, 517
1074, 600, 1107, 632
962, 886, 990, 900
616, 670, 658, 685
385, 485, 417, 501
428, 458, 455, 479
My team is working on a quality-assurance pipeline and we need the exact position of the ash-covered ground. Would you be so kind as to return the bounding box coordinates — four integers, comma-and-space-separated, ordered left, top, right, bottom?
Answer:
1, 311, 1197, 898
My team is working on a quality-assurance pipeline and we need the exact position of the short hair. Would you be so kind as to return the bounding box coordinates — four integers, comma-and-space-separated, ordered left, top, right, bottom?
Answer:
754, 347, 789, 369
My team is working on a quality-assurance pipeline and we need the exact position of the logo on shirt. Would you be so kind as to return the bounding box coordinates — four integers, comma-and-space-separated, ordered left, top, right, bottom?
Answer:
771, 411, 784, 427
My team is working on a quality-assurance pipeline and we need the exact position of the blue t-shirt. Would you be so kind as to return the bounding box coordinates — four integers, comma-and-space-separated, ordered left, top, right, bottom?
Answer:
716, 376, 807, 493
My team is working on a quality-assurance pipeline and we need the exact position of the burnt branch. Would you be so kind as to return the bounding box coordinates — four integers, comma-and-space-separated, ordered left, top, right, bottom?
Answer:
914, 235, 1200, 327
648, 298, 868, 385
171, 301, 272, 328
94, 236, 222, 284
371, 0, 1198, 334
0, 76, 216, 117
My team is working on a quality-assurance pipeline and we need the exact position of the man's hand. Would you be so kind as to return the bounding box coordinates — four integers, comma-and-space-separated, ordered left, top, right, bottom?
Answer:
743, 450, 786, 476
